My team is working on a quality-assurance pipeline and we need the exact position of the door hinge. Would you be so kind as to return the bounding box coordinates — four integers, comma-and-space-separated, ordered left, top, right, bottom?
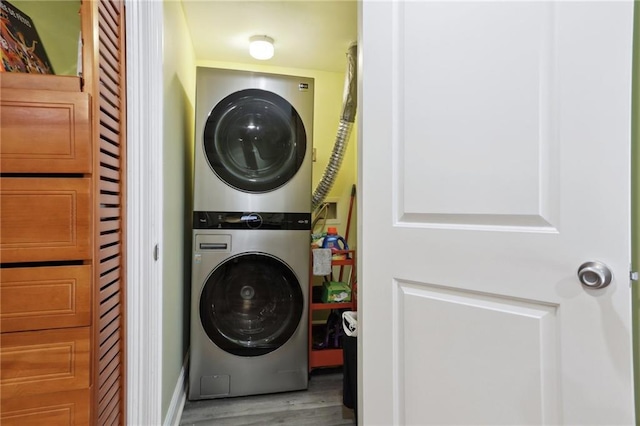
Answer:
153, 244, 159, 261
630, 271, 638, 281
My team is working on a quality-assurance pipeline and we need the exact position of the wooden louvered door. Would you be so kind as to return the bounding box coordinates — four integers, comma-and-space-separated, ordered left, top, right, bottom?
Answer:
81, 1, 127, 425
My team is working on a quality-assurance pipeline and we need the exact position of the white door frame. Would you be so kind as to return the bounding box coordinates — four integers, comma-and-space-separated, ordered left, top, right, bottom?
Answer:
121, 1, 640, 424
125, 0, 164, 424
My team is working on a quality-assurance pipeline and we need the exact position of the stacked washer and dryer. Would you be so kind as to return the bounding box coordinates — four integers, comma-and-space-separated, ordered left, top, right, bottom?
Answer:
189, 67, 314, 400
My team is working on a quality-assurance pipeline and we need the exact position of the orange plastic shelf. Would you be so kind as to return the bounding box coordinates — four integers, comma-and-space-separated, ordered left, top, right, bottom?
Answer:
308, 249, 357, 372
311, 302, 353, 311
309, 348, 344, 368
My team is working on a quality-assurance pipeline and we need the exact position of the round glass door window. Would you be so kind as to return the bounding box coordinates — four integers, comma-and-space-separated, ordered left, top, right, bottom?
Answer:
203, 89, 307, 193
200, 253, 304, 357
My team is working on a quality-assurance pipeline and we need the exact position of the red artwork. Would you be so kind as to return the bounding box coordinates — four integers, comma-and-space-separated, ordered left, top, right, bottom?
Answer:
1, 0, 54, 74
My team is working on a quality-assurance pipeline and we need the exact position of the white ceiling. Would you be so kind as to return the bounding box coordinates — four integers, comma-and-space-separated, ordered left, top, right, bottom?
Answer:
180, 0, 358, 73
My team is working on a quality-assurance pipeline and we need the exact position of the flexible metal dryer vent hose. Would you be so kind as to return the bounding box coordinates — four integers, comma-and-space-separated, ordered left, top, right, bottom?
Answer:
311, 43, 358, 211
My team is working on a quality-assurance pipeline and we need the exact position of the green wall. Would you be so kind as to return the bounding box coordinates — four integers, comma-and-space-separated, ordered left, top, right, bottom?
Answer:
162, 1, 196, 421
6, 1, 80, 75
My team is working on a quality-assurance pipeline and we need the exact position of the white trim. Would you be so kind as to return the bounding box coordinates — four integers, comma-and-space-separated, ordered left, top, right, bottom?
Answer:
125, 0, 164, 425
164, 352, 189, 426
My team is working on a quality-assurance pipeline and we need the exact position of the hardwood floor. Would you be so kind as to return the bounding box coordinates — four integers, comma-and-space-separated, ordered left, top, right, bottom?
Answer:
179, 369, 355, 426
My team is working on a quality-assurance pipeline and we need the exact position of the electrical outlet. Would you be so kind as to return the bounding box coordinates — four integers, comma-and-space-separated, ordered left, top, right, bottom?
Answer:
326, 202, 338, 220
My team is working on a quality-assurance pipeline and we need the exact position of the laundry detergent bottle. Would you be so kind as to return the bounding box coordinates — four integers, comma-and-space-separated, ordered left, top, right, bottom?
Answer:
322, 227, 349, 253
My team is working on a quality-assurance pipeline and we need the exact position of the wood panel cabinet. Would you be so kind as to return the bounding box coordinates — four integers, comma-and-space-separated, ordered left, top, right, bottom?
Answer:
0, 87, 91, 173
0, 73, 95, 424
0, 388, 90, 426
0, 178, 92, 263
0, 2, 127, 424
1, 327, 91, 399
1, 265, 92, 333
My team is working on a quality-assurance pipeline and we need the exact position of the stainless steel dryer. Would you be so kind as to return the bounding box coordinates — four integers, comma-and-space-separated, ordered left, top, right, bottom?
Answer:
189, 211, 310, 400
194, 67, 314, 213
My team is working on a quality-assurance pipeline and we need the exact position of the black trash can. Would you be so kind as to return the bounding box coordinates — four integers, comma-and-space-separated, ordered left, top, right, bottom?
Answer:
342, 311, 358, 423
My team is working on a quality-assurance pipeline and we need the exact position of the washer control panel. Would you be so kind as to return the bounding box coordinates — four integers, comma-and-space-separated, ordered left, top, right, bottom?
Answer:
193, 211, 311, 230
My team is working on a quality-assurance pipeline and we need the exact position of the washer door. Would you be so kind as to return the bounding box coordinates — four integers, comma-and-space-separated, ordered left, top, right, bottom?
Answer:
203, 89, 307, 193
200, 252, 304, 357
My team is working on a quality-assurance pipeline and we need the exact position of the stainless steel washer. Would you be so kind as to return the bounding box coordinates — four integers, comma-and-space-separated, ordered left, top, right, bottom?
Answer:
189, 212, 310, 400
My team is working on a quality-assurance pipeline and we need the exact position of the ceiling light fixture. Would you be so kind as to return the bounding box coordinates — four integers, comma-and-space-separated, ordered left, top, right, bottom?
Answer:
249, 35, 274, 60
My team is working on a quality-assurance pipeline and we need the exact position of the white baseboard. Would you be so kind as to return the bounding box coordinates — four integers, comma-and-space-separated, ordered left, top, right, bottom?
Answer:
164, 352, 189, 426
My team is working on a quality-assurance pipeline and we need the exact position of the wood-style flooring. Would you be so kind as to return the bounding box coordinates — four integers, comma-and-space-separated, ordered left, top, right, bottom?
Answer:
179, 369, 355, 426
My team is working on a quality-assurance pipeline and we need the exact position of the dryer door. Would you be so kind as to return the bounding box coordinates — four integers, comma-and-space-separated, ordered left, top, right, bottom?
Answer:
200, 252, 304, 357
203, 89, 307, 193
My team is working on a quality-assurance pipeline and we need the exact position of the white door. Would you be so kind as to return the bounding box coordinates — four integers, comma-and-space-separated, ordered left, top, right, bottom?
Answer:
358, 1, 635, 425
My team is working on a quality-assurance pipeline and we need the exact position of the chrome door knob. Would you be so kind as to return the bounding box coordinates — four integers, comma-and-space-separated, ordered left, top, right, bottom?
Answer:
577, 261, 612, 289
